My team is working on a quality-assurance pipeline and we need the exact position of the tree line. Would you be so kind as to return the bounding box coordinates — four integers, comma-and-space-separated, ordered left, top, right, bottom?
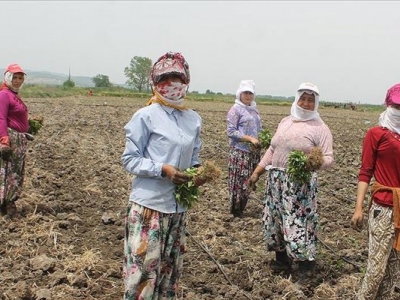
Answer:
61, 56, 152, 91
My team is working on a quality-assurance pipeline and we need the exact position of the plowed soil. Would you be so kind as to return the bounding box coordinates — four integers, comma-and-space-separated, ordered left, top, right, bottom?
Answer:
0, 96, 396, 300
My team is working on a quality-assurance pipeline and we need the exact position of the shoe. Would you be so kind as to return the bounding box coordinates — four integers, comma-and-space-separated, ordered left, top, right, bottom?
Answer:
0, 203, 6, 215
298, 260, 316, 274
270, 259, 291, 271
232, 210, 243, 218
270, 251, 291, 271
5, 202, 17, 217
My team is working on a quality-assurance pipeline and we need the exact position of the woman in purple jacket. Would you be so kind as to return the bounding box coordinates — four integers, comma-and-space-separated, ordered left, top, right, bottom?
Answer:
227, 80, 262, 217
0, 64, 29, 217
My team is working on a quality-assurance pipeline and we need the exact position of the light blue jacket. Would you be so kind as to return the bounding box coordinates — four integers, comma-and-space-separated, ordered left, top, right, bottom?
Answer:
122, 103, 202, 213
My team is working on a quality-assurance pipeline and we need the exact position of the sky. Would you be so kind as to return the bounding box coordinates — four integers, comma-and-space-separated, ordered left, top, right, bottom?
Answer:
1, 1, 400, 105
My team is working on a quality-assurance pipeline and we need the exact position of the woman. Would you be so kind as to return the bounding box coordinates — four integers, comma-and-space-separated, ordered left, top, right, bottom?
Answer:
351, 83, 400, 300
122, 52, 204, 299
227, 79, 262, 217
249, 82, 334, 274
0, 64, 29, 217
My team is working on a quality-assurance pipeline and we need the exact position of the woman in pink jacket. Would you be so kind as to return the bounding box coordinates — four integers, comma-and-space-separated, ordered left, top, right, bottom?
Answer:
249, 82, 334, 276
0, 64, 29, 217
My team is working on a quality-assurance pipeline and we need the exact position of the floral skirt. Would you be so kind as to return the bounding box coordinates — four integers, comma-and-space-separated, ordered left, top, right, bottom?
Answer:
262, 167, 318, 261
0, 129, 27, 205
228, 148, 260, 216
124, 202, 186, 300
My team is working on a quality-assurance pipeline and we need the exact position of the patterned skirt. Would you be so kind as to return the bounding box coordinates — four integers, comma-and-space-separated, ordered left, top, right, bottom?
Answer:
228, 147, 260, 217
357, 202, 400, 300
124, 202, 186, 300
262, 167, 318, 261
0, 128, 27, 205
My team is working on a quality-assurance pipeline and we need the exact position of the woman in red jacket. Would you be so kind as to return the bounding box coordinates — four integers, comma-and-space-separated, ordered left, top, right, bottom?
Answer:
0, 64, 29, 217
351, 83, 400, 300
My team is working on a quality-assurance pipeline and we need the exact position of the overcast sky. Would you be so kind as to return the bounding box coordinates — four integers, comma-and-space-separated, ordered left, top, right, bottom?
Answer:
1, 1, 399, 104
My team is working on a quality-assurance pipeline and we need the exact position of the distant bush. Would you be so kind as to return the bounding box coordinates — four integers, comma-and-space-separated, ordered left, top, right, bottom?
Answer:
63, 79, 75, 88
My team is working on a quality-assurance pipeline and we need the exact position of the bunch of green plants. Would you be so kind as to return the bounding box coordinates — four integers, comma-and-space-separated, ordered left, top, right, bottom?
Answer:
28, 116, 44, 135
175, 161, 221, 209
174, 167, 200, 209
258, 128, 272, 149
287, 150, 311, 184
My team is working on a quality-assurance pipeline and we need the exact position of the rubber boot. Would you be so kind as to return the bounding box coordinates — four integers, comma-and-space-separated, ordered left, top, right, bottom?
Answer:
298, 260, 316, 274
270, 251, 291, 271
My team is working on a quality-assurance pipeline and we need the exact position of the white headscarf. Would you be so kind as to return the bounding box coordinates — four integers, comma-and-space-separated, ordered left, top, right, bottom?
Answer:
290, 82, 320, 121
4, 71, 24, 92
235, 79, 257, 109
378, 106, 400, 134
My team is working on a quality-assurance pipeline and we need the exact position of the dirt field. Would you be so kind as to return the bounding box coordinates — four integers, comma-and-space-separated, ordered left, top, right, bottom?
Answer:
0, 96, 395, 300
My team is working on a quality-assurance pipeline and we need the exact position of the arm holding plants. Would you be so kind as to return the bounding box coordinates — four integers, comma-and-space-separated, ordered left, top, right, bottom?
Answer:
241, 135, 260, 147
161, 164, 191, 185
351, 181, 369, 230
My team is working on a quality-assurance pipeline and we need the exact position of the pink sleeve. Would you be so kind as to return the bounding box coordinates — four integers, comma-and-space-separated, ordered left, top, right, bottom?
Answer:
259, 146, 273, 168
319, 124, 334, 169
0, 92, 10, 143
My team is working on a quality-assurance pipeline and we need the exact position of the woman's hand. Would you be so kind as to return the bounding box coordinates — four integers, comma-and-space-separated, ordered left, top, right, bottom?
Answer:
248, 173, 260, 191
0, 144, 12, 160
162, 164, 190, 185
250, 137, 261, 148
193, 166, 206, 187
351, 209, 364, 231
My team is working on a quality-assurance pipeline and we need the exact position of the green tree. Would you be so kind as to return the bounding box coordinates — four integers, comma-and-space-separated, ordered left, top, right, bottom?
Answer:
92, 74, 112, 87
63, 79, 75, 88
63, 68, 75, 88
124, 56, 152, 92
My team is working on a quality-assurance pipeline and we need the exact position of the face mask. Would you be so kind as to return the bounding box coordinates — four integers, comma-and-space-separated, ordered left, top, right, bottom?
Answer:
156, 81, 187, 101
388, 106, 400, 117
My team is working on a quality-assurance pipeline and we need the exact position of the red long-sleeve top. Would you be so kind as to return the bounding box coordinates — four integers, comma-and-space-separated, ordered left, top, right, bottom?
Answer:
359, 126, 400, 207
0, 86, 29, 145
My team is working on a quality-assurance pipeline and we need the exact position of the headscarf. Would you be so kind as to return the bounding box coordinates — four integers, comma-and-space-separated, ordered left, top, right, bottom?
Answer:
150, 52, 190, 85
2, 63, 26, 92
235, 79, 257, 110
290, 82, 321, 121
147, 52, 190, 110
378, 107, 400, 134
384, 83, 400, 107
378, 83, 400, 133
3, 71, 25, 93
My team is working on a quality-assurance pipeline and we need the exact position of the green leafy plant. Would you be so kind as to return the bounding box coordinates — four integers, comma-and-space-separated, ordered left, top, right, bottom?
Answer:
258, 128, 272, 149
175, 160, 221, 209
287, 150, 311, 184
174, 167, 200, 209
28, 116, 44, 135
